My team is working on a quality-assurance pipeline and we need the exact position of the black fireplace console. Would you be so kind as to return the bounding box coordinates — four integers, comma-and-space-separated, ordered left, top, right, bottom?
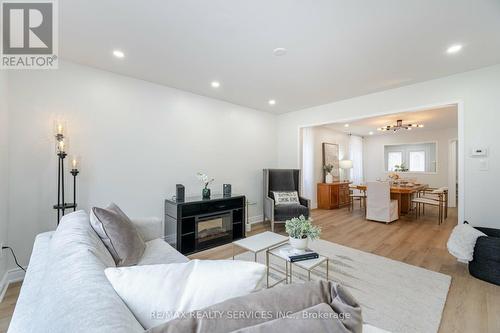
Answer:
165, 194, 246, 255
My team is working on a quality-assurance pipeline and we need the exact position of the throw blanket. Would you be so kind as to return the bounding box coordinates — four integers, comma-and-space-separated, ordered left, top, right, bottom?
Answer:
148, 280, 363, 333
447, 223, 486, 261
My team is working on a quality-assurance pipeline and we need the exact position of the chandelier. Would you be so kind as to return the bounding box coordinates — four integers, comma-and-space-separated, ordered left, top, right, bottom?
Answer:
377, 119, 424, 132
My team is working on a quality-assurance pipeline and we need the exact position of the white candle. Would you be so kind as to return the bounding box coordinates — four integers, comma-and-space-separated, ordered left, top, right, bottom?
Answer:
54, 120, 65, 136
71, 157, 78, 169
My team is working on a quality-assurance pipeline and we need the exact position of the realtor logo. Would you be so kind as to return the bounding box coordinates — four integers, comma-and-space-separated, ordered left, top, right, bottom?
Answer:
1, 0, 58, 69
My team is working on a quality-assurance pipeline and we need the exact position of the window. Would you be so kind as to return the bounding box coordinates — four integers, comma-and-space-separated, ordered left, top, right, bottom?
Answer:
387, 152, 402, 171
384, 142, 437, 173
409, 151, 425, 172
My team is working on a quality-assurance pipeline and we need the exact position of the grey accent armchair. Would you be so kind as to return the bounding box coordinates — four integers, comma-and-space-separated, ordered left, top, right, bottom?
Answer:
263, 169, 311, 232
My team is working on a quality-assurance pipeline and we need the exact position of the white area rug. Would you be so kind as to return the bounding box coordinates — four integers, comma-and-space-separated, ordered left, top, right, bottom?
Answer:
233, 239, 451, 333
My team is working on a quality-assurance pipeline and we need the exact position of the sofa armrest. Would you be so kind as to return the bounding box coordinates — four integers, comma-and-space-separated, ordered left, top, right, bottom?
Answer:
299, 196, 311, 208
474, 227, 500, 238
264, 196, 275, 222
131, 217, 163, 242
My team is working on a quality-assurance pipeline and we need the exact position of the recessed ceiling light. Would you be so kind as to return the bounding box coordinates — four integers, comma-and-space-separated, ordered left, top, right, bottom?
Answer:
446, 44, 463, 54
344, 124, 349, 128
273, 48, 287, 56
369, 131, 374, 135
211, 81, 220, 88
113, 50, 125, 58
268, 99, 276, 105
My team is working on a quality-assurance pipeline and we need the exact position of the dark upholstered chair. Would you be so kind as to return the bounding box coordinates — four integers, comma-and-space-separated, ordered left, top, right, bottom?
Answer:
469, 226, 500, 286
263, 169, 311, 232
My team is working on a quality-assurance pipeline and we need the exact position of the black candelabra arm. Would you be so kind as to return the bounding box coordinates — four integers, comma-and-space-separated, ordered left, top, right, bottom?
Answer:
71, 169, 79, 212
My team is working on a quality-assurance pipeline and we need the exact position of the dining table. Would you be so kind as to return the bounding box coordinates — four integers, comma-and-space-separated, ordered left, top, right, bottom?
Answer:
355, 183, 428, 216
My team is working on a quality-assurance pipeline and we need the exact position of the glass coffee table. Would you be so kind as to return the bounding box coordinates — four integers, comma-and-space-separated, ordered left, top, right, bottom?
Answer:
266, 243, 329, 287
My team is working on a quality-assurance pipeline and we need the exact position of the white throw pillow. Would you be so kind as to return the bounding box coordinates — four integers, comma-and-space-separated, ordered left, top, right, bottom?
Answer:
447, 223, 486, 262
104, 259, 266, 329
273, 191, 300, 205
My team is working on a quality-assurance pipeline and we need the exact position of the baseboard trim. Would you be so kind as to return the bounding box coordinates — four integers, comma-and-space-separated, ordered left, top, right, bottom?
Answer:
0, 267, 26, 303
248, 215, 264, 224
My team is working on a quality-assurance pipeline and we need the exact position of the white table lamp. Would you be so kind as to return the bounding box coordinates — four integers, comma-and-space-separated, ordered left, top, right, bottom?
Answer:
339, 159, 353, 181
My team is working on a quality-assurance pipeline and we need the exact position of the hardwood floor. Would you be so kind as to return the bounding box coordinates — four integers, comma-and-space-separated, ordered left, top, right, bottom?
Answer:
1, 206, 499, 332
0, 282, 21, 333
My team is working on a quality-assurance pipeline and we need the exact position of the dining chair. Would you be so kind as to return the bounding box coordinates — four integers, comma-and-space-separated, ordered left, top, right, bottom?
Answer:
348, 184, 366, 214
420, 187, 448, 219
365, 182, 398, 224
411, 188, 446, 224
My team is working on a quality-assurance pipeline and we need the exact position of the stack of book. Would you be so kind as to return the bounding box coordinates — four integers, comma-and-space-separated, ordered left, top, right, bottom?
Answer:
279, 245, 319, 262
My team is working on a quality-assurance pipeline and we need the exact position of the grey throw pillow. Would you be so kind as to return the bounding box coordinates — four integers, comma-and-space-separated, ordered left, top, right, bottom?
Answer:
90, 203, 146, 266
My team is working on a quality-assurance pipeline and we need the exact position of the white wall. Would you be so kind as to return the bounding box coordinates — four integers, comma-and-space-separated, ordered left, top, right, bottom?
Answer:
363, 127, 458, 200
7, 61, 277, 267
0, 71, 8, 286
301, 126, 350, 208
277, 64, 500, 228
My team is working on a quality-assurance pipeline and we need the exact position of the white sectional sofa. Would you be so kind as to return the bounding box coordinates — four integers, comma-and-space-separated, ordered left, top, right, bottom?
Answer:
8, 210, 186, 333
8, 210, 387, 333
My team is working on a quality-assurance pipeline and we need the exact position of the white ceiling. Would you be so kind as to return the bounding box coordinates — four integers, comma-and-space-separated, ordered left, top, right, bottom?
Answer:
60, 0, 500, 114
322, 105, 458, 136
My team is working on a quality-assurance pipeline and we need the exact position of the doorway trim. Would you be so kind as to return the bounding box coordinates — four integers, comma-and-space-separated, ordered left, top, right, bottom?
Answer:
297, 100, 465, 223
448, 139, 458, 208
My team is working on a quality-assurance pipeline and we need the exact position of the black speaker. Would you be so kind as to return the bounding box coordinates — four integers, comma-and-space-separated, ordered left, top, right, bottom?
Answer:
176, 184, 185, 202
223, 184, 231, 197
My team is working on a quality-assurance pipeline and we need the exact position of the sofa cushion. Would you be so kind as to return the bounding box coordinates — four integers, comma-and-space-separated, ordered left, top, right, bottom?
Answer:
29, 210, 144, 333
274, 204, 309, 221
138, 238, 189, 265
147, 280, 362, 333
105, 259, 267, 329
90, 203, 146, 266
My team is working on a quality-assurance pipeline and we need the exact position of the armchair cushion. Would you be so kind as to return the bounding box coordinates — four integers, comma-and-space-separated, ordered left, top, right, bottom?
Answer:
274, 204, 309, 221
272, 191, 300, 205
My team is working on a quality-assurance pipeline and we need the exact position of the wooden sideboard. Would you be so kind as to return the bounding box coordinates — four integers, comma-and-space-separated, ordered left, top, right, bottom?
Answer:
317, 182, 351, 209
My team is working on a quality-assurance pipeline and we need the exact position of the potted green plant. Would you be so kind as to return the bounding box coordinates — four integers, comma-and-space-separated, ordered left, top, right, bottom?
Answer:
323, 164, 334, 183
285, 215, 321, 250
394, 163, 408, 172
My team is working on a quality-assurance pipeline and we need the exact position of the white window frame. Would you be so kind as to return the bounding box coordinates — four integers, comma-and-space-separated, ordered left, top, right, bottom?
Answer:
409, 150, 426, 172
383, 141, 438, 174
387, 151, 403, 172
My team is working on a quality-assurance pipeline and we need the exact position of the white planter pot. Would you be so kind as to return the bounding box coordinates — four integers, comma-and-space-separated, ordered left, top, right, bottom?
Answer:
289, 236, 308, 251
325, 173, 334, 183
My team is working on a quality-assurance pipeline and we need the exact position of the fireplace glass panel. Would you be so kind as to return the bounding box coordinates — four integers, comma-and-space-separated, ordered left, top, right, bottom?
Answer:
195, 213, 232, 250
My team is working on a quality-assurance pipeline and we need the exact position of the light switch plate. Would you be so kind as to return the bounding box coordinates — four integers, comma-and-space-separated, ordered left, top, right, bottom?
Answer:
479, 159, 489, 171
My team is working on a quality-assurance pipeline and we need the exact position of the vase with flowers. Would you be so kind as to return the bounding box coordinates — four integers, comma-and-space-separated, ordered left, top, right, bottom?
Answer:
197, 172, 215, 199
323, 164, 334, 183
